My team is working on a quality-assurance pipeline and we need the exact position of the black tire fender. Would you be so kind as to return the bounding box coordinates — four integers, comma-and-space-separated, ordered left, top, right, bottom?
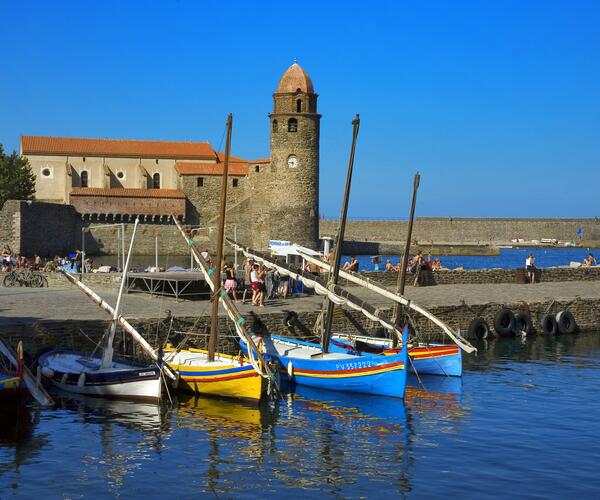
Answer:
513, 312, 535, 335
284, 310, 298, 328
540, 314, 558, 335
494, 308, 515, 336
468, 317, 491, 340
556, 310, 577, 334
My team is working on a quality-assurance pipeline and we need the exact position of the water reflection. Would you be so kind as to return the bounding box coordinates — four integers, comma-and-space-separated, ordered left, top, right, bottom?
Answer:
55, 394, 170, 491
406, 375, 465, 421
468, 332, 600, 371
0, 402, 47, 475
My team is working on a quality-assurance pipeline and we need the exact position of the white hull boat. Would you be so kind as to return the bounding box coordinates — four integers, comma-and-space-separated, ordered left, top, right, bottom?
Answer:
39, 350, 162, 402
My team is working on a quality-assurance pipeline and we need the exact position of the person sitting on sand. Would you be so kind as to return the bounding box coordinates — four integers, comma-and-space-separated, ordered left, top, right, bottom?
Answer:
342, 256, 359, 272
582, 253, 597, 267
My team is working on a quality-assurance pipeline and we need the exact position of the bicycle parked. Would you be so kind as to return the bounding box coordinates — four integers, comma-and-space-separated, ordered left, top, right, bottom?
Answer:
3, 268, 48, 288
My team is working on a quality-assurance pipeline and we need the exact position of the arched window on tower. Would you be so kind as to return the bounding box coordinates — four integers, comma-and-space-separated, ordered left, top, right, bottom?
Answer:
272, 119, 278, 132
152, 173, 161, 189
80, 170, 88, 188
296, 99, 302, 112
288, 118, 298, 132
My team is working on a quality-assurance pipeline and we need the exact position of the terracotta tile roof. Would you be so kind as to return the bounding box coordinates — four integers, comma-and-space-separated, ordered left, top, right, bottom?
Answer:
251, 158, 271, 164
21, 136, 216, 160
70, 188, 185, 199
175, 162, 249, 176
216, 152, 250, 163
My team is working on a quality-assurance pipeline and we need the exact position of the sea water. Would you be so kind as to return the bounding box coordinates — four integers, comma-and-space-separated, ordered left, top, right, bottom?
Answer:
355, 246, 595, 271
1, 332, 600, 498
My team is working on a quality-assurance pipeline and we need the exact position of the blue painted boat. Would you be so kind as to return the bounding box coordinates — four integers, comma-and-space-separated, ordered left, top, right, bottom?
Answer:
240, 326, 408, 399
330, 335, 463, 377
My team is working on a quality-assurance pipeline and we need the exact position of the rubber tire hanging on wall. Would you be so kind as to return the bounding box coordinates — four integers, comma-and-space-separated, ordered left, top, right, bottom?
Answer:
468, 317, 491, 340
513, 312, 535, 335
283, 310, 299, 328
555, 310, 577, 334
540, 314, 558, 334
494, 308, 515, 336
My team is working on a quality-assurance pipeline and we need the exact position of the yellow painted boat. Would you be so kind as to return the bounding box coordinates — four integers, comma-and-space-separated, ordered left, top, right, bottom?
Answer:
164, 346, 265, 402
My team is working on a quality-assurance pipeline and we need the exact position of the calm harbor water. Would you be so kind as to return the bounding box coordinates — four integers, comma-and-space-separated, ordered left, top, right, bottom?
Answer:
2, 332, 600, 498
357, 246, 596, 271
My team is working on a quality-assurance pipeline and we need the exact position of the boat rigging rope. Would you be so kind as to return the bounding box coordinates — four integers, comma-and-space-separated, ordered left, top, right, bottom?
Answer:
228, 241, 408, 344
171, 218, 277, 386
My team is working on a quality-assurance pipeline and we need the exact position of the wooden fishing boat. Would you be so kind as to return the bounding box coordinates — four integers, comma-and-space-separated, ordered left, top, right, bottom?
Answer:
167, 115, 274, 403
0, 373, 26, 400
38, 350, 161, 401
163, 345, 265, 401
237, 116, 408, 399
330, 335, 462, 377
240, 330, 408, 398
39, 218, 162, 402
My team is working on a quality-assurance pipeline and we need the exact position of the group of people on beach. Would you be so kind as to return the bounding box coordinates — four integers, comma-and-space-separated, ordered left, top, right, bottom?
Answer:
381, 251, 444, 273
1, 245, 93, 273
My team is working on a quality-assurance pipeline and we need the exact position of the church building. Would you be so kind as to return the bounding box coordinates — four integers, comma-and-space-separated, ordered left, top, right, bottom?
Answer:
20, 61, 320, 250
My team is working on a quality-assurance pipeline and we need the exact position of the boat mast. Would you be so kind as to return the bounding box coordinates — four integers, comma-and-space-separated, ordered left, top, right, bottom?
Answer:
320, 114, 360, 353
101, 217, 139, 369
208, 113, 233, 362
392, 172, 420, 344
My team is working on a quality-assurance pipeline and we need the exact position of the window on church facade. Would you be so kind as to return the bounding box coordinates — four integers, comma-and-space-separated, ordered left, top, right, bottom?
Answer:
152, 173, 160, 189
232, 178, 239, 188
296, 99, 302, 112
272, 119, 278, 132
255, 165, 260, 173
197, 177, 204, 187
81, 170, 88, 188
288, 118, 298, 132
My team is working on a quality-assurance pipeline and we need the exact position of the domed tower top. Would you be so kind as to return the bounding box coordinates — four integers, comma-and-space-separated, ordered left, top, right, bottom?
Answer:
276, 61, 315, 94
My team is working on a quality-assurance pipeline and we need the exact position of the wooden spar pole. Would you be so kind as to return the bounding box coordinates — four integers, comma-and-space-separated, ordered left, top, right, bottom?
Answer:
208, 113, 233, 362
320, 114, 360, 354
393, 172, 420, 342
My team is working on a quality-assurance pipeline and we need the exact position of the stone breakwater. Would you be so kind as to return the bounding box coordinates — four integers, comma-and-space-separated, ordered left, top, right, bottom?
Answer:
320, 218, 600, 246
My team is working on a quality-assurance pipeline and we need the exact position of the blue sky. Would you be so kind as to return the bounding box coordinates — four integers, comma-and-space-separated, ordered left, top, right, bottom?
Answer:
1, 0, 598, 218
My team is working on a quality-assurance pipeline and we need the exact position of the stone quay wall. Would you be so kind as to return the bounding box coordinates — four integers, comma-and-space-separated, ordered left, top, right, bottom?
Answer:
320, 218, 600, 245
3, 295, 598, 360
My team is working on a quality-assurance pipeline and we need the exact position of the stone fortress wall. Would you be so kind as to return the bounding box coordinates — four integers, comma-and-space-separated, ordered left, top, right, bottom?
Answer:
2, 199, 600, 258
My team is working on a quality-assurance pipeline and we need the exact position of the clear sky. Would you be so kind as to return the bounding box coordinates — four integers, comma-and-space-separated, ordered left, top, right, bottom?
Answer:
1, 0, 598, 218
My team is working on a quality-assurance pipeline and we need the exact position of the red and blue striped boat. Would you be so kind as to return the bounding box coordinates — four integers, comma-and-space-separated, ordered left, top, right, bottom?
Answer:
240, 326, 408, 399
330, 335, 462, 377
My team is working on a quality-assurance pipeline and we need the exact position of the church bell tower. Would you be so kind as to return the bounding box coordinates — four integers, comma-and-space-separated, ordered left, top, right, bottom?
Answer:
268, 61, 320, 249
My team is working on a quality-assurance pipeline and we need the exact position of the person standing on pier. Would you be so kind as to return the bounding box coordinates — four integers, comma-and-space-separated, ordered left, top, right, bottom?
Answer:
526, 253, 536, 284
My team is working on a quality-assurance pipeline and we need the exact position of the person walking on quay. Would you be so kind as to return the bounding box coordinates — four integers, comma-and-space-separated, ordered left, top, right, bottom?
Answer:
241, 258, 253, 304
526, 253, 536, 283
223, 262, 238, 302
